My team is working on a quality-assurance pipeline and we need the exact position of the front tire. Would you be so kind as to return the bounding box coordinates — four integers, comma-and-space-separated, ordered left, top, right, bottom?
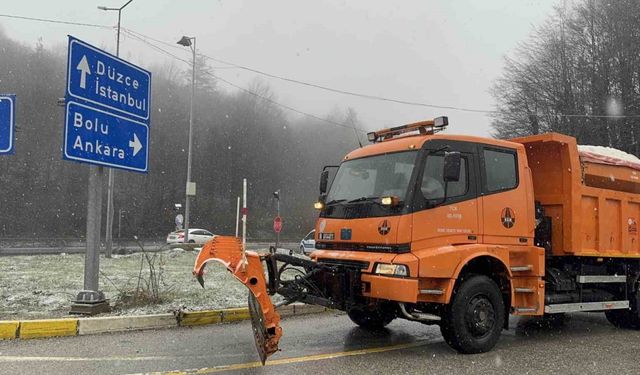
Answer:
440, 274, 505, 354
347, 306, 395, 330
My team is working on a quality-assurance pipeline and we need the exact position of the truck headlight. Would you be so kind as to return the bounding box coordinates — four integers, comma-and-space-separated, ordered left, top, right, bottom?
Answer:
374, 263, 408, 277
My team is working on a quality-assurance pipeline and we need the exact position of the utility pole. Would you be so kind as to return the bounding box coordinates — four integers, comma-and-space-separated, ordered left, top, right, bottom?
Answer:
177, 35, 197, 244
99, 0, 134, 258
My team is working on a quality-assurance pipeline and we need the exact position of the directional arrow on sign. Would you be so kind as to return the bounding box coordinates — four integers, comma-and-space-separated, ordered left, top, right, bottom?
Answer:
76, 55, 91, 89
129, 133, 142, 156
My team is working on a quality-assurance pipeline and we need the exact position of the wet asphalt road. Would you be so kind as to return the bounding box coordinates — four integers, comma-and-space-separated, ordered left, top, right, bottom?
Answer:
1, 311, 640, 375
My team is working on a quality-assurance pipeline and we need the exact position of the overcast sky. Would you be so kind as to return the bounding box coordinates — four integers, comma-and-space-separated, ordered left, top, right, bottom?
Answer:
0, 0, 561, 136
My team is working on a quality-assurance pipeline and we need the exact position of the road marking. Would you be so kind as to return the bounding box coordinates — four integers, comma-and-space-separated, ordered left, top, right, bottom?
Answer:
141, 341, 429, 375
0, 355, 171, 362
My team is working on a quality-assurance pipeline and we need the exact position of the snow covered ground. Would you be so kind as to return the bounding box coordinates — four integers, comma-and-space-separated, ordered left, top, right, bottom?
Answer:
0, 248, 270, 320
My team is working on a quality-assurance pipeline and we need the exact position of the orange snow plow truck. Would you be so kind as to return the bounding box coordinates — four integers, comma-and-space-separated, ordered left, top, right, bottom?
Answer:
194, 117, 640, 363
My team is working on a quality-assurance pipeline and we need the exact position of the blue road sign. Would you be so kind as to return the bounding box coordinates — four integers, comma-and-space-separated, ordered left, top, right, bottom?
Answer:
0, 94, 15, 155
66, 36, 151, 121
64, 101, 148, 172
64, 36, 151, 173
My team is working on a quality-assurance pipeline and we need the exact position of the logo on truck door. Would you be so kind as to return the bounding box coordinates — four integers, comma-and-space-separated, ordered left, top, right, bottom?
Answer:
501, 207, 516, 229
378, 220, 391, 235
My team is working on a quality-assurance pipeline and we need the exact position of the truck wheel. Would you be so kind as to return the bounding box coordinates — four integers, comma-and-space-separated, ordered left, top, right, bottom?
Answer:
605, 309, 640, 329
440, 274, 505, 354
606, 286, 640, 329
347, 306, 395, 330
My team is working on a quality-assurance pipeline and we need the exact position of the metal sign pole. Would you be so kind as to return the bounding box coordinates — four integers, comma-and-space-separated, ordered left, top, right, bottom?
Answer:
84, 165, 103, 291
276, 193, 280, 250
242, 179, 247, 247
235, 196, 240, 237
71, 165, 109, 314
241, 179, 248, 269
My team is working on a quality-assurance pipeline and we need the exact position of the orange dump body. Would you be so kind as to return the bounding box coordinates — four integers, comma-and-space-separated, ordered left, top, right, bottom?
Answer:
514, 133, 640, 257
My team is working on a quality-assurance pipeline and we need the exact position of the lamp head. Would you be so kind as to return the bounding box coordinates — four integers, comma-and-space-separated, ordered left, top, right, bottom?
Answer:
177, 36, 193, 47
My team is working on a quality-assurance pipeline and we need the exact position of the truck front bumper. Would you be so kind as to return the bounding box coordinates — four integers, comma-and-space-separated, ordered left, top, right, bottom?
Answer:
360, 274, 419, 303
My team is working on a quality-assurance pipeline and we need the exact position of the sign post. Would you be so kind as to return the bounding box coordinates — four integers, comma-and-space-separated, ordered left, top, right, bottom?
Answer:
272, 190, 281, 252
64, 36, 151, 315
0, 94, 16, 155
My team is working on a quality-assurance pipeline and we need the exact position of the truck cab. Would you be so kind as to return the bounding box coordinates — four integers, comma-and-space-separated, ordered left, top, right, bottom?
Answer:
310, 118, 544, 353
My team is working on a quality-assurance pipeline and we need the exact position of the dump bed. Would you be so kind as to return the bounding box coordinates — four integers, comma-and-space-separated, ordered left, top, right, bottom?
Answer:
513, 133, 640, 257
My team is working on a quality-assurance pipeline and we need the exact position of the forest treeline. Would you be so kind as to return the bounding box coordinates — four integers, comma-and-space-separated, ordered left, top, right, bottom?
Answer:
492, 0, 640, 156
0, 29, 363, 240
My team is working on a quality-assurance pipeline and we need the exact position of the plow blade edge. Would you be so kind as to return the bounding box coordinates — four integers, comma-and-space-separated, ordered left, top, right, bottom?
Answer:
193, 236, 282, 364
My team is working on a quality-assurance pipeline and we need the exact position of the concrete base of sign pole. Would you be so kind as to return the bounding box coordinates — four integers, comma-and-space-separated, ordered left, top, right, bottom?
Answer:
70, 290, 110, 315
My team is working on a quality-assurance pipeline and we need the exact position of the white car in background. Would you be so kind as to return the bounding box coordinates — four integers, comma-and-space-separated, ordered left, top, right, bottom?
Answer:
167, 228, 215, 245
299, 229, 316, 255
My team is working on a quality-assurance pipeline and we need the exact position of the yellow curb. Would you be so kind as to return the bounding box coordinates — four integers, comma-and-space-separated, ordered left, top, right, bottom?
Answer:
221, 307, 251, 322
179, 310, 223, 327
3, 304, 330, 340
0, 321, 19, 339
19, 318, 78, 339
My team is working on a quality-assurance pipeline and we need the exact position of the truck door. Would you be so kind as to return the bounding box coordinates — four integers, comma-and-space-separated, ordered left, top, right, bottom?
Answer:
411, 142, 479, 250
480, 145, 530, 244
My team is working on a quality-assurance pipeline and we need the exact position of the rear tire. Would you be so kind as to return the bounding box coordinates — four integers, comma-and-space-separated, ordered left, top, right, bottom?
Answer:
347, 306, 395, 330
188, 240, 195, 244
440, 274, 505, 354
605, 286, 640, 329
605, 309, 640, 329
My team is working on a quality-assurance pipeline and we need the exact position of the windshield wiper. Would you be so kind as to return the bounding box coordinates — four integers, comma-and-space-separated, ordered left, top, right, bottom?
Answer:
325, 199, 347, 205
347, 196, 380, 204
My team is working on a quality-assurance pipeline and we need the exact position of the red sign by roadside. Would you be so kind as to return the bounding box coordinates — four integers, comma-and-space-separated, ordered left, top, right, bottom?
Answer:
273, 216, 282, 233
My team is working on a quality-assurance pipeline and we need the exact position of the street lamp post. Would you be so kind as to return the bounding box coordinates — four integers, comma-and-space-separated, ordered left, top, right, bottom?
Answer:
177, 35, 196, 244
98, 0, 134, 258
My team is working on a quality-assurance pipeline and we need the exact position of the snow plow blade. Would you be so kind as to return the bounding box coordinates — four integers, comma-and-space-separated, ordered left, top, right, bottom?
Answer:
193, 236, 282, 364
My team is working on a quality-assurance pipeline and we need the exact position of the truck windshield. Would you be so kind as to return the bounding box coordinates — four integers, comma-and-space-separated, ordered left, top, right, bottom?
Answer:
325, 151, 418, 204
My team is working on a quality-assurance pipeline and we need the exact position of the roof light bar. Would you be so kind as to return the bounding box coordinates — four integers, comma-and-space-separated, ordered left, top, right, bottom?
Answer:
367, 116, 448, 143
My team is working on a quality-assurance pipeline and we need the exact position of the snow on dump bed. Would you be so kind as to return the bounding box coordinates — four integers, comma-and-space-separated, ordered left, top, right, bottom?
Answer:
578, 145, 640, 171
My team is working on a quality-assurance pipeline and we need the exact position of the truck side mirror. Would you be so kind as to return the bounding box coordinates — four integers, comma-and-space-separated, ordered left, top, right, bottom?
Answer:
443, 152, 461, 182
319, 170, 329, 194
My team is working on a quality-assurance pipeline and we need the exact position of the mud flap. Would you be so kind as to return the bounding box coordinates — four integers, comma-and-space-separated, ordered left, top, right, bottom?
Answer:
193, 236, 282, 364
